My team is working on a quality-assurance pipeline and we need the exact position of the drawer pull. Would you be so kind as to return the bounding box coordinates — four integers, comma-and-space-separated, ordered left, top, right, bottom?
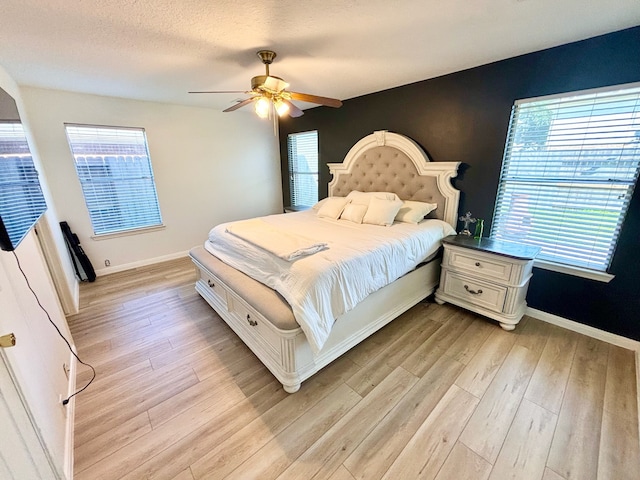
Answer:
464, 285, 483, 295
475, 262, 481, 267
247, 314, 258, 327
207, 279, 215, 288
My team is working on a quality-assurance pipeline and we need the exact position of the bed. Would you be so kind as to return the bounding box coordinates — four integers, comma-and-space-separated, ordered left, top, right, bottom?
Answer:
190, 130, 460, 392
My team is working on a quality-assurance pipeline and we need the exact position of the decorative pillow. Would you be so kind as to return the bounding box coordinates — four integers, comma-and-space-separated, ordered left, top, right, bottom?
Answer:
340, 203, 368, 224
311, 197, 331, 211
317, 197, 350, 219
346, 190, 400, 206
395, 201, 438, 224
362, 197, 404, 226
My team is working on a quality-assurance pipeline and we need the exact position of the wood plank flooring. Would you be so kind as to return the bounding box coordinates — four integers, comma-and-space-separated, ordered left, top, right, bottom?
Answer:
67, 257, 640, 480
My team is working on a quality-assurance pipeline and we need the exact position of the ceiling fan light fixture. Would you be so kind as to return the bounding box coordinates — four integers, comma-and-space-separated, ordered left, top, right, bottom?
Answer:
255, 96, 270, 118
274, 98, 289, 117
189, 49, 342, 118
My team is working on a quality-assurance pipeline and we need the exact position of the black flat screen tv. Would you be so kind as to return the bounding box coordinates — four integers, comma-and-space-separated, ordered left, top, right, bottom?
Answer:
0, 87, 47, 251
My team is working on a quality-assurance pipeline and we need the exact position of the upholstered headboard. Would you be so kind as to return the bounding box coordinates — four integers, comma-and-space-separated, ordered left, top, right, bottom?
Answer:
328, 131, 461, 228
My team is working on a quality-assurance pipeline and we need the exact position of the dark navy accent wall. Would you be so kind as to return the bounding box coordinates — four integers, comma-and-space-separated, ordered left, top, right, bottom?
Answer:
279, 26, 640, 341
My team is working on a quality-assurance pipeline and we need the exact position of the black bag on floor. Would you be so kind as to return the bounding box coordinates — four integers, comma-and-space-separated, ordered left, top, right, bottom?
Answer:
60, 221, 96, 282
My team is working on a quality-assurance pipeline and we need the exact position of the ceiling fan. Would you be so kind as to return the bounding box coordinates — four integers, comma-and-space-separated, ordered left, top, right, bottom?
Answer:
189, 50, 343, 119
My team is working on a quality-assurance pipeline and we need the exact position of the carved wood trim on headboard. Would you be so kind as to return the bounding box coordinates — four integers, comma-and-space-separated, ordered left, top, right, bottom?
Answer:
327, 131, 461, 228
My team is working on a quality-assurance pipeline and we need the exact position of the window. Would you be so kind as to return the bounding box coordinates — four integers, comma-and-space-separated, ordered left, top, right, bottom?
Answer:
492, 84, 640, 278
0, 122, 47, 250
287, 131, 318, 208
65, 125, 162, 236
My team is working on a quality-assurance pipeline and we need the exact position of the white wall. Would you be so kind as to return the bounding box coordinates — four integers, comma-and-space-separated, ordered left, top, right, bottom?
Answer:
0, 235, 71, 478
0, 65, 73, 478
20, 88, 283, 272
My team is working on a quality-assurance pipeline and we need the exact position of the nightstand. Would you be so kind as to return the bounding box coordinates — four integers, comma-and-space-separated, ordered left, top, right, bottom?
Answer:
435, 235, 540, 331
284, 205, 311, 213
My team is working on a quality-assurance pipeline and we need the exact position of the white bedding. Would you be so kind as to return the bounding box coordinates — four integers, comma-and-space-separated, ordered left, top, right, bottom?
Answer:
226, 218, 328, 261
205, 210, 455, 354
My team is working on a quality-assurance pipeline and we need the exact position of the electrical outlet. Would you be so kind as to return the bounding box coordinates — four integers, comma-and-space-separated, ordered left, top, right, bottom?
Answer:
105, 259, 111, 267
62, 363, 70, 380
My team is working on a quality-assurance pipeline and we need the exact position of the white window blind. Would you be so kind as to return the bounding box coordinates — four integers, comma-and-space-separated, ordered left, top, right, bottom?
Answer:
491, 84, 640, 272
0, 122, 47, 248
287, 131, 318, 207
65, 125, 162, 236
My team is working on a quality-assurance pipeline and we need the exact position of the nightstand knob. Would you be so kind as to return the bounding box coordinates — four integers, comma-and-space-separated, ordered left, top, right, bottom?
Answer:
207, 279, 215, 288
247, 314, 258, 327
475, 262, 481, 267
464, 285, 483, 295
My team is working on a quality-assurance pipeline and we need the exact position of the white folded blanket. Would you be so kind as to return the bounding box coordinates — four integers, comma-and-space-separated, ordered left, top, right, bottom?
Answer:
225, 218, 328, 261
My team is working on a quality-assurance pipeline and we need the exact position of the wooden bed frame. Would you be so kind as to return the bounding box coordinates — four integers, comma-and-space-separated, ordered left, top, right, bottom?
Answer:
190, 131, 460, 392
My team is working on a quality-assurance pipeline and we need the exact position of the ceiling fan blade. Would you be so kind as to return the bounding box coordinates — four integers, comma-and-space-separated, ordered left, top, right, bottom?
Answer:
263, 76, 289, 92
223, 97, 255, 112
282, 99, 304, 118
188, 90, 248, 94
289, 92, 342, 108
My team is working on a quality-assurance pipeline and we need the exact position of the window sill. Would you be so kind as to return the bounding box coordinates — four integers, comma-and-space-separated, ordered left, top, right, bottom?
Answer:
91, 224, 165, 241
533, 259, 615, 283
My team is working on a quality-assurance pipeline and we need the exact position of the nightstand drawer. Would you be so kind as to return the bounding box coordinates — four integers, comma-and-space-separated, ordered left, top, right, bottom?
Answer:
441, 271, 507, 313
445, 249, 513, 282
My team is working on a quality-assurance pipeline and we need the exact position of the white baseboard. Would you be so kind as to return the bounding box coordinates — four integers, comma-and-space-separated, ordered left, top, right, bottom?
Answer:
94, 250, 190, 277
526, 307, 640, 352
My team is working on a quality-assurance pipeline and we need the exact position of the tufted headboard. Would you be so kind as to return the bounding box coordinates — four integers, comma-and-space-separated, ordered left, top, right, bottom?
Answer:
328, 131, 461, 228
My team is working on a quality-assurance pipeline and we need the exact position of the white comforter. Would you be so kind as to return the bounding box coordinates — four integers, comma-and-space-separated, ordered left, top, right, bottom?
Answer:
206, 210, 455, 354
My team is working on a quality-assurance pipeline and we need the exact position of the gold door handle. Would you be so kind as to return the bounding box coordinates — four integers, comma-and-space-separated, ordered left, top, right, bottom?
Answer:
0, 333, 16, 348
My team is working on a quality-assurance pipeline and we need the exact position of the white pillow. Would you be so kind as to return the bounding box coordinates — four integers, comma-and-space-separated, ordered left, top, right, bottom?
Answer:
311, 197, 331, 211
340, 203, 368, 224
362, 197, 403, 226
346, 190, 400, 206
317, 197, 350, 219
395, 201, 438, 224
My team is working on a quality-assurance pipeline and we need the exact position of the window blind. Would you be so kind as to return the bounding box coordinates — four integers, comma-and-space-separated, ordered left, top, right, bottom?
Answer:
0, 122, 47, 248
65, 125, 162, 236
287, 131, 319, 207
491, 85, 640, 272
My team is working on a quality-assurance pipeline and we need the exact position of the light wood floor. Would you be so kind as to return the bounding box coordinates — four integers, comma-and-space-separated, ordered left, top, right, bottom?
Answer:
67, 257, 640, 480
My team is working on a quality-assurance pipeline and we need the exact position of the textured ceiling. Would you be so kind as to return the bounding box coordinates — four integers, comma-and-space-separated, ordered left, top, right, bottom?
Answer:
0, 0, 639, 112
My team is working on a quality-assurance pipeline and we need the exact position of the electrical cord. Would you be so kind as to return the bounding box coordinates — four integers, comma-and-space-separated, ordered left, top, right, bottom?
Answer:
12, 250, 96, 405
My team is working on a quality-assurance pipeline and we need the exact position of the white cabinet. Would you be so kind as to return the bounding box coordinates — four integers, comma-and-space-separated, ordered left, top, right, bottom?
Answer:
435, 235, 540, 330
